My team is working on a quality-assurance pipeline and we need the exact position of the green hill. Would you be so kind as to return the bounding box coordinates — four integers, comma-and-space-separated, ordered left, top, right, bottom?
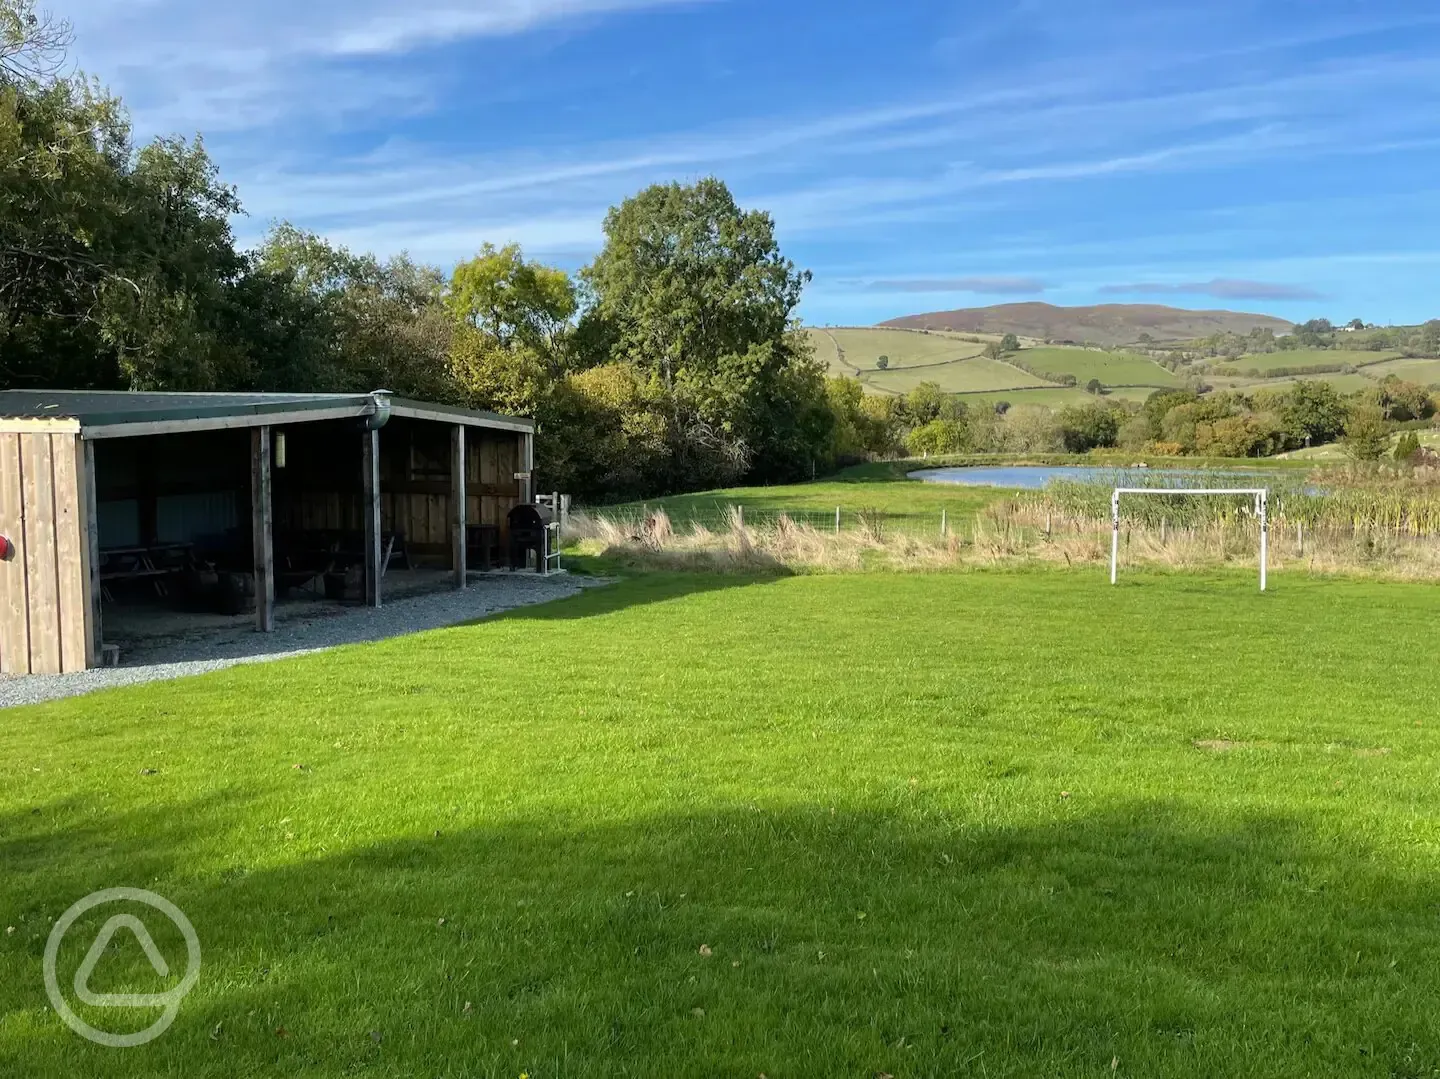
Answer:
1011, 347, 1185, 388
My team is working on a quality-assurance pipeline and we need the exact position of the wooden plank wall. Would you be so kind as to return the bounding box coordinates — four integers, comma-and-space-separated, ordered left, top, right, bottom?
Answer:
272, 423, 524, 566
0, 426, 92, 675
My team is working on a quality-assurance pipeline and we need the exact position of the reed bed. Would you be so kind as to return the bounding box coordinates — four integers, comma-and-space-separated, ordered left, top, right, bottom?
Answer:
565, 503, 1440, 581
1038, 465, 1440, 537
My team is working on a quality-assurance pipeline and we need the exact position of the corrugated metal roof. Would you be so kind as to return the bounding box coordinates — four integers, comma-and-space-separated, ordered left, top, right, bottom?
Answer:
0, 389, 532, 435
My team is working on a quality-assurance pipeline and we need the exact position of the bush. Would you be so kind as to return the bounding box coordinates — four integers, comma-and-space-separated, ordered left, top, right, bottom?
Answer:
1394, 431, 1422, 462
1343, 404, 1391, 461
1057, 401, 1121, 452
904, 418, 971, 456
876, 355, 889, 370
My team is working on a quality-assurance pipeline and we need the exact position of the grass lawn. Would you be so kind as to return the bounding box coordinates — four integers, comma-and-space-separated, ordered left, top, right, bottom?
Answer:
4, 569, 1440, 1077
606, 472, 1000, 531
1011, 347, 1184, 388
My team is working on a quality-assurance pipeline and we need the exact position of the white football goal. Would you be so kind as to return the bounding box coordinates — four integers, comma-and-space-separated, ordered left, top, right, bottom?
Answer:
1110, 487, 1270, 591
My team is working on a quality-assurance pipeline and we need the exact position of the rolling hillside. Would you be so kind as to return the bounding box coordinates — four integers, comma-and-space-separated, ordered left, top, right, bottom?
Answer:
879, 302, 1292, 347
1012, 347, 1186, 388
811, 327, 1185, 399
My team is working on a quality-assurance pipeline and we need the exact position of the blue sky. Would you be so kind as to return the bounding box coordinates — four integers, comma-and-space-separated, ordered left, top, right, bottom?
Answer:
57, 0, 1440, 326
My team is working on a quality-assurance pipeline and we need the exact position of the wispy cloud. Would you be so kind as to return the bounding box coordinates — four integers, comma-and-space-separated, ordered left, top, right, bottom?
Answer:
62, 0, 704, 132
864, 276, 1048, 295
1099, 279, 1324, 302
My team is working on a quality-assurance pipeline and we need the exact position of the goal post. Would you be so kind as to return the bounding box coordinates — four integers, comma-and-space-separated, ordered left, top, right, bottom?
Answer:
1110, 487, 1269, 591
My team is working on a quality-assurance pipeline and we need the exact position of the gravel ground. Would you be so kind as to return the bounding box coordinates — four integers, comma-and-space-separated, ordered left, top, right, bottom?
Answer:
0, 572, 607, 709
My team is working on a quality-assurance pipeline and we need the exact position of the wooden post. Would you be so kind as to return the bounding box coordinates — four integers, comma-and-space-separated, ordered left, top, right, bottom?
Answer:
362, 427, 381, 608
1161, 518, 1167, 544
1297, 520, 1304, 557
835, 506, 841, 534
451, 424, 467, 589
940, 509, 947, 536
251, 426, 275, 632
81, 439, 102, 666
519, 431, 534, 504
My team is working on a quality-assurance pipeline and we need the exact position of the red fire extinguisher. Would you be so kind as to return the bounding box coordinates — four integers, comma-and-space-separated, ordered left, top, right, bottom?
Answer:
0, 535, 12, 561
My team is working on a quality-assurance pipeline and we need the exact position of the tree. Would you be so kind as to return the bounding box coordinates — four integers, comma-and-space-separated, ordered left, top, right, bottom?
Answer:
1058, 401, 1121, 452
1085, 378, 1103, 395
1, 0, 70, 84
1372, 376, 1435, 422
999, 333, 1019, 353
447, 243, 575, 361
1281, 380, 1347, 446
1347, 318, 1365, 331
581, 177, 808, 388
254, 224, 455, 398
578, 177, 823, 485
1394, 430, 1421, 463
1, 62, 249, 390
904, 418, 970, 457
875, 354, 888, 370
1342, 403, 1390, 461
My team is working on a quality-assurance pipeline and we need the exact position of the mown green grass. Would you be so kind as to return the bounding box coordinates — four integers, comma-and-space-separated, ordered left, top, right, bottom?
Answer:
3, 569, 1440, 1077
608, 474, 999, 531
1012, 347, 1184, 388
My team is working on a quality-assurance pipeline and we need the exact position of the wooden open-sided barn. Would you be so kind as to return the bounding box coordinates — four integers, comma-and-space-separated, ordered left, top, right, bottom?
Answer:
0, 390, 536, 674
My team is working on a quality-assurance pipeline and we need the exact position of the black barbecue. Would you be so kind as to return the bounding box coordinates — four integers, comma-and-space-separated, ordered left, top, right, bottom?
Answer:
507, 503, 554, 569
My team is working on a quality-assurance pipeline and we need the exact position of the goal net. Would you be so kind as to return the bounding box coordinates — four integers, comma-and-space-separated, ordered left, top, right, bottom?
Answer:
1110, 487, 1270, 591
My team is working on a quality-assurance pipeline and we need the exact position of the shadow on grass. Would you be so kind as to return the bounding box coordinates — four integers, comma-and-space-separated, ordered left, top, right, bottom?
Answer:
5, 793, 1439, 1077
486, 556, 794, 625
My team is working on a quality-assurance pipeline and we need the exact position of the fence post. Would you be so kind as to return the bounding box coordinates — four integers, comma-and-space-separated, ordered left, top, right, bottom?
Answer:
1110, 490, 1120, 584
738, 504, 744, 529
1161, 518, 1167, 545
1045, 511, 1052, 537
834, 506, 841, 534
940, 509, 947, 537
1297, 520, 1304, 557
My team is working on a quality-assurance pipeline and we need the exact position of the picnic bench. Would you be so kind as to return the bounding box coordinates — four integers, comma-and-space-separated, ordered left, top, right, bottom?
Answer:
99, 543, 196, 601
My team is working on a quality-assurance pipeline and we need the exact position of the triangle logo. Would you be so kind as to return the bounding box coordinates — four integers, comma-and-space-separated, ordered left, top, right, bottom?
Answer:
72, 914, 174, 1007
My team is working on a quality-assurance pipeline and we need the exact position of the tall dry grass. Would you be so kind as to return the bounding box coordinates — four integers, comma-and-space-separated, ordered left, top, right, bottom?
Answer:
564, 506, 1440, 581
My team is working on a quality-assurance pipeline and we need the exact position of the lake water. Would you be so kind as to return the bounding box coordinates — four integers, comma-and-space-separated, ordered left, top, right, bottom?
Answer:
908, 465, 1276, 490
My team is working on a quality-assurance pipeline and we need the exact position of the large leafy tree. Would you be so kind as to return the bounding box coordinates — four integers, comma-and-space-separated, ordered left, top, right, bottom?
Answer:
254, 223, 455, 398
0, 3, 246, 391
1281, 379, 1348, 445
579, 177, 828, 485
447, 243, 575, 361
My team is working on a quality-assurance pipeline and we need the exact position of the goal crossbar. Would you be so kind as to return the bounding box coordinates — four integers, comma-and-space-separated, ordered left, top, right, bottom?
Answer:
1110, 487, 1270, 591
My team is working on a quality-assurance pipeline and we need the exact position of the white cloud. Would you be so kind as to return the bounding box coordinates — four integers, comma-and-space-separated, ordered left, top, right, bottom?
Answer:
58, 0, 704, 132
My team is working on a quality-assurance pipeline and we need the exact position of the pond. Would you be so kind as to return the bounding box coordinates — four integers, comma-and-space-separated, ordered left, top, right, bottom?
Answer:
908, 465, 1279, 490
